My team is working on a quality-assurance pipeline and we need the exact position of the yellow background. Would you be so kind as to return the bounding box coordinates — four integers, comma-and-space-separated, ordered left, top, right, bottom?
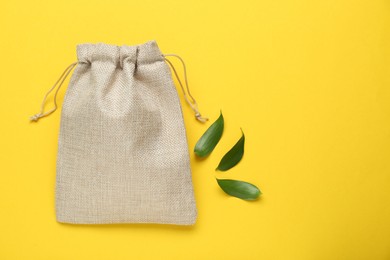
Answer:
1, 0, 389, 259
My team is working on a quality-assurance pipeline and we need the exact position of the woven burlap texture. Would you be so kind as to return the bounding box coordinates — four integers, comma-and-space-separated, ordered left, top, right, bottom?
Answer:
56, 41, 197, 225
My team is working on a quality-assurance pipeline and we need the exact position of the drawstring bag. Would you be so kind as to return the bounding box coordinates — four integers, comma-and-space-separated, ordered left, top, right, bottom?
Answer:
31, 40, 207, 225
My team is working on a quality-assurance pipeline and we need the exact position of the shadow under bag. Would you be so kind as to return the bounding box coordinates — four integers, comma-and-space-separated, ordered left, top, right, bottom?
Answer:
31, 40, 207, 225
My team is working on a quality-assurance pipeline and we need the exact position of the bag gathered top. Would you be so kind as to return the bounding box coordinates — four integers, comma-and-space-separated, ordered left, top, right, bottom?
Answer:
31, 40, 207, 225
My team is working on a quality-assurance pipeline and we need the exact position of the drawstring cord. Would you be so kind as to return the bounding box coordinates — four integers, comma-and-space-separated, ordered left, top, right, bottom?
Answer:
30, 62, 78, 122
31, 55, 207, 123
163, 54, 208, 123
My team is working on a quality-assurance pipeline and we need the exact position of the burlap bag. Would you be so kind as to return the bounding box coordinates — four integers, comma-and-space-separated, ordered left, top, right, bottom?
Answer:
31, 40, 207, 225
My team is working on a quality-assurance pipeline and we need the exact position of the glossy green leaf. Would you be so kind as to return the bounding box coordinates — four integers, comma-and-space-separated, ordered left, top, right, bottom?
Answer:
194, 112, 224, 157
216, 178, 261, 200
216, 129, 245, 171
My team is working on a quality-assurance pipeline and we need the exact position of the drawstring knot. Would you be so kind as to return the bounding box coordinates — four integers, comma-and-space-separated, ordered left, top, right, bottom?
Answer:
163, 54, 208, 123
30, 113, 43, 122
195, 112, 208, 123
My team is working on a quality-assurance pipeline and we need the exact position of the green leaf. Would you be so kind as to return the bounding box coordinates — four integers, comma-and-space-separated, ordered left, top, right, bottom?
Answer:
216, 178, 261, 200
216, 129, 245, 171
194, 112, 224, 157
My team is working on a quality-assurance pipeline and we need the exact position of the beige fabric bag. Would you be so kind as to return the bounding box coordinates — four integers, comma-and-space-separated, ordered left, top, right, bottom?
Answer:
31, 40, 207, 225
